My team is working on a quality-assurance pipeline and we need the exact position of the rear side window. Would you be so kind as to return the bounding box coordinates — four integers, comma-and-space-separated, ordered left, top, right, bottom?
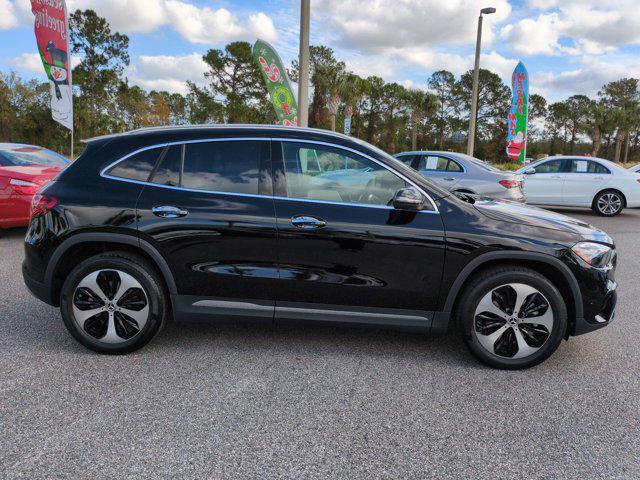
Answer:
182, 141, 266, 194
150, 145, 182, 186
570, 159, 610, 174
107, 147, 163, 182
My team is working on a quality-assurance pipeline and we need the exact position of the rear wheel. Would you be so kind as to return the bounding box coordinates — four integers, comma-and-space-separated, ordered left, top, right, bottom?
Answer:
60, 252, 168, 354
593, 190, 624, 216
457, 267, 567, 369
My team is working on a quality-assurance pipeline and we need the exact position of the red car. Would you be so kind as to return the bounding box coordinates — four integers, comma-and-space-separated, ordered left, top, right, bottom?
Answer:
0, 143, 69, 228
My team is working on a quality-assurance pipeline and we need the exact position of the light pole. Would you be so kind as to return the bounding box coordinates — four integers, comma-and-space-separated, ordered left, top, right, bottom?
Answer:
467, 6, 496, 156
298, 0, 311, 127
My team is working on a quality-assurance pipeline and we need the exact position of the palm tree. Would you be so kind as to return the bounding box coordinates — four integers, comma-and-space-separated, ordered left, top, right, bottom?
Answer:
406, 89, 437, 150
316, 62, 347, 131
340, 73, 365, 135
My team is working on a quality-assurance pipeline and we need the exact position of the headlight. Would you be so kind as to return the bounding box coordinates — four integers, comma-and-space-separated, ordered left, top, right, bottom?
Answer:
571, 242, 613, 268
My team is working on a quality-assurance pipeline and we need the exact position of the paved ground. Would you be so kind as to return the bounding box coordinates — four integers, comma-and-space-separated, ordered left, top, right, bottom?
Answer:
1, 208, 639, 480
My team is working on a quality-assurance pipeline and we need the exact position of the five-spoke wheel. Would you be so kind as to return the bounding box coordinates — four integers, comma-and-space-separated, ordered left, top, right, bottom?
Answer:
60, 253, 167, 354
458, 267, 567, 369
594, 190, 624, 217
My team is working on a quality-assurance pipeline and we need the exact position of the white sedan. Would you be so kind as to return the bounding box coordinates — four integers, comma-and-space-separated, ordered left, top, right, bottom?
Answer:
516, 156, 640, 216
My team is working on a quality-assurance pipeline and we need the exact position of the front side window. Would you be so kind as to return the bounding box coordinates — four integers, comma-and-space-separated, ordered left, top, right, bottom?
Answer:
182, 141, 267, 194
282, 142, 407, 206
535, 159, 563, 173
107, 147, 164, 182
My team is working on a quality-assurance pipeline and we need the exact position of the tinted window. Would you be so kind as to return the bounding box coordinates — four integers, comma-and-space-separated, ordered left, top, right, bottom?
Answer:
0, 147, 68, 167
447, 160, 463, 172
150, 145, 181, 186
570, 159, 610, 174
107, 147, 163, 181
418, 155, 449, 171
182, 141, 265, 194
282, 142, 407, 206
535, 160, 563, 173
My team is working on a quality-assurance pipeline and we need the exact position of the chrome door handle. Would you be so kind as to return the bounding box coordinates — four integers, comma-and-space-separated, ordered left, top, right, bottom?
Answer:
152, 205, 189, 218
594, 177, 604, 180
291, 215, 326, 229
444, 177, 456, 181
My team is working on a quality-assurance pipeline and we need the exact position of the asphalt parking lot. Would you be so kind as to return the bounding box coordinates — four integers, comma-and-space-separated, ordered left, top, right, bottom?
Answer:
1, 208, 639, 480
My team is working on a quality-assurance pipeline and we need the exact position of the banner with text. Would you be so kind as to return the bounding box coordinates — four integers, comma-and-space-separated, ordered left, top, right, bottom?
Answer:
31, 0, 73, 130
506, 61, 528, 162
253, 39, 298, 126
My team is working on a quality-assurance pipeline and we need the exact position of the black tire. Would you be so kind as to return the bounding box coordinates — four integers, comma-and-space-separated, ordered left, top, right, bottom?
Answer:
60, 252, 168, 354
457, 266, 567, 370
592, 190, 625, 217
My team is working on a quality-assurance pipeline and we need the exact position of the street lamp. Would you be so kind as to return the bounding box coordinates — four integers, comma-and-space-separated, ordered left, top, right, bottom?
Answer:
298, 0, 311, 127
466, 6, 496, 156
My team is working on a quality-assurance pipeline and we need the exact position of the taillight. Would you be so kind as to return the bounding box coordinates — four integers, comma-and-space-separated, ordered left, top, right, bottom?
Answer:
9, 178, 40, 195
499, 179, 522, 189
30, 194, 58, 218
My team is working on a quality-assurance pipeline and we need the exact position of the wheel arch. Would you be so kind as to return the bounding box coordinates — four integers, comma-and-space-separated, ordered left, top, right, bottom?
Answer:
432, 251, 583, 335
46, 232, 177, 307
592, 188, 627, 209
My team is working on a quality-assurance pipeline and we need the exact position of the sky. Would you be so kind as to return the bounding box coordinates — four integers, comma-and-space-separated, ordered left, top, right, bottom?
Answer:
1, 0, 640, 103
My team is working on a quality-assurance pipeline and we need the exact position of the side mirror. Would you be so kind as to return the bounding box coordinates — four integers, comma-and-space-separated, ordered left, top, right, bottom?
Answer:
392, 187, 424, 211
524, 167, 536, 175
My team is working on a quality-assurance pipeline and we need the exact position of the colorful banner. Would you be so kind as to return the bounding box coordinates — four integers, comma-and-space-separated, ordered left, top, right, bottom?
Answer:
506, 61, 528, 162
31, 0, 73, 131
252, 39, 298, 126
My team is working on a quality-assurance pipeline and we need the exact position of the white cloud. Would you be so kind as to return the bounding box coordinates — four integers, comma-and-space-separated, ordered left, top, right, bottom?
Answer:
314, 0, 511, 52
126, 53, 208, 94
164, 1, 277, 44
0, 0, 19, 30
500, 13, 563, 55
10, 53, 43, 73
68, 0, 167, 33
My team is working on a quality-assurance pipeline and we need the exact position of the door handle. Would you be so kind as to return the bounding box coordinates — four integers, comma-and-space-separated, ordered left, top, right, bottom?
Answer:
291, 215, 326, 229
444, 177, 456, 181
152, 205, 189, 218
594, 177, 604, 180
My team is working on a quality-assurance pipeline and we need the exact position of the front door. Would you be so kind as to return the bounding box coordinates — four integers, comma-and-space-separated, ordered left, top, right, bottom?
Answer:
271, 140, 446, 328
136, 138, 279, 321
523, 158, 567, 205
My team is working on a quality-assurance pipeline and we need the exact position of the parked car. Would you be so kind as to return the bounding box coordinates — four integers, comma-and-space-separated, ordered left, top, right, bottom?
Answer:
394, 151, 525, 202
629, 163, 640, 174
0, 143, 69, 228
23, 126, 617, 369
515, 156, 640, 216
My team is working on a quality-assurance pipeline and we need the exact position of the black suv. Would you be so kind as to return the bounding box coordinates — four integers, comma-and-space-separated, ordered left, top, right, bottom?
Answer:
22, 126, 617, 369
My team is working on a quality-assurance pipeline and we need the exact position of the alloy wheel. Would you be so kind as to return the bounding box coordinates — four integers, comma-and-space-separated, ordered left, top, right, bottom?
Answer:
597, 193, 622, 215
474, 283, 554, 359
72, 269, 149, 344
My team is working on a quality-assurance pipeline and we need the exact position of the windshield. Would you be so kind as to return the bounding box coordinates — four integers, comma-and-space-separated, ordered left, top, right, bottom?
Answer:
0, 145, 68, 168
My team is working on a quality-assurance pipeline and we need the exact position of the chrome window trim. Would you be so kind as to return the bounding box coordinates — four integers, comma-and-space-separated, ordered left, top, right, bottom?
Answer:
100, 136, 440, 214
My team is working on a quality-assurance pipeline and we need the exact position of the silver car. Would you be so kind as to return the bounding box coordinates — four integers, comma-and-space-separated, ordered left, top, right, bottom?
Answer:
394, 151, 525, 202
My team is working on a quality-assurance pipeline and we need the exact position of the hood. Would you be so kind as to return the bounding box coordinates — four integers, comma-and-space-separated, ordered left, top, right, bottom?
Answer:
0, 165, 63, 184
474, 198, 613, 244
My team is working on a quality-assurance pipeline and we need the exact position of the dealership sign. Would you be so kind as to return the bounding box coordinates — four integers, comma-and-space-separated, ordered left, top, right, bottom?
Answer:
30, 0, 73, 131
506, 61, 528, 162
253, 39, 298, 126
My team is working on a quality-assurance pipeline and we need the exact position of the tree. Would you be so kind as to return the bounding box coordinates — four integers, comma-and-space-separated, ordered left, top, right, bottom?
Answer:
340, 73, 365, 135
428, 70, 459, 149
406, 89, 437, 150
316, 62, 347, 131
599, 78, 639, 162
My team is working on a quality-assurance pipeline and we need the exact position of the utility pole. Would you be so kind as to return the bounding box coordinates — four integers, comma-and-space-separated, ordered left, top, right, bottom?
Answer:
467, 7, 496, 156
298, 0, 310, 127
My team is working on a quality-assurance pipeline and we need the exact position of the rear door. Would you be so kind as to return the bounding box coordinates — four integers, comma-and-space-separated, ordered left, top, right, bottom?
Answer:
562, 159, 612, 206
522, 158, 567, 204
271, 140, 445, 327
416, 154, 464, 190
135, 138, 279, 322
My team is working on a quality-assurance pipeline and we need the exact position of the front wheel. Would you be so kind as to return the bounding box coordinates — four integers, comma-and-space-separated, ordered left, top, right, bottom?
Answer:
60, 252, 168, 354
593, 190, 625, 216
457, 267, 567, 370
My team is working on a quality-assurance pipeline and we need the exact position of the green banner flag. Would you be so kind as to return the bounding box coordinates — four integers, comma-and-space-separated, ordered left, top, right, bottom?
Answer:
253, 39, 298, 126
